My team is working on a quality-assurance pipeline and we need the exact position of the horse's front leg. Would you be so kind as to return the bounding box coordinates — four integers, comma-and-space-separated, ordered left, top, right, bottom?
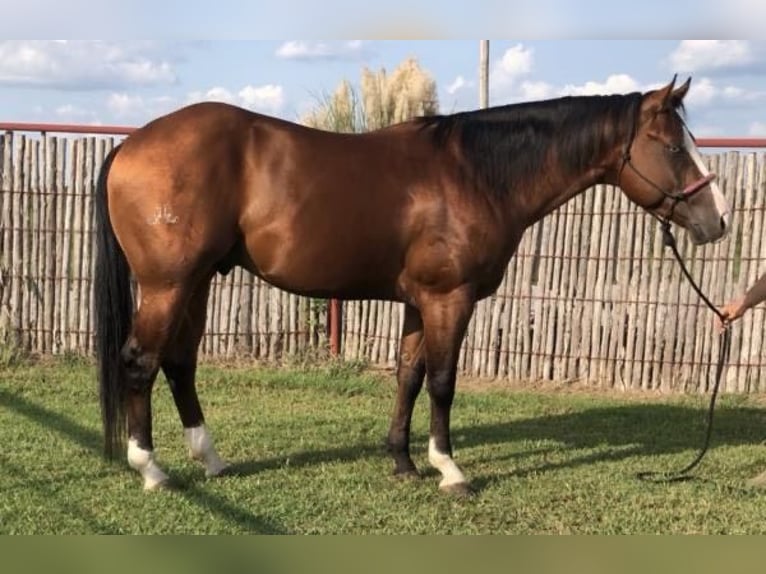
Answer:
419, 286, 475, 496
387, 304, 426, 478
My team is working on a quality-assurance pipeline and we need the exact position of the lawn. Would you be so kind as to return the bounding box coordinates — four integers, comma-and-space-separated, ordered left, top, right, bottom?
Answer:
2, 358, 766, 534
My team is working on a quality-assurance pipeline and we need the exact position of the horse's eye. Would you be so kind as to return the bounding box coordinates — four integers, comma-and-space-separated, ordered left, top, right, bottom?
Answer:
666, 144, 683, 154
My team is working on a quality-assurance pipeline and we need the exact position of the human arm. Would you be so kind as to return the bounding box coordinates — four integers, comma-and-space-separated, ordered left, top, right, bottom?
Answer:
719, 272, 766, 326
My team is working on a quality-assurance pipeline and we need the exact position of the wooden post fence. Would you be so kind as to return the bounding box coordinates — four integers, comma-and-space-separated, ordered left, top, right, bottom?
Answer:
1, 122, 765, 393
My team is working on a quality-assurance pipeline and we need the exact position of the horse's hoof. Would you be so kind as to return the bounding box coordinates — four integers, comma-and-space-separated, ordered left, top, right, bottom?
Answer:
439, 482, 474, 498
746, 470, 766, 488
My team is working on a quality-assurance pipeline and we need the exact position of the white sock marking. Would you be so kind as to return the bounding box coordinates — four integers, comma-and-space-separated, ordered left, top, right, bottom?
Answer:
428, 437, 467, 488
185, 424, 228, 477
127, 438, 169, 491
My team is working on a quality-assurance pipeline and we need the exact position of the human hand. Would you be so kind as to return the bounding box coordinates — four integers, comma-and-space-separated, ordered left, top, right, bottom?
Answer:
717, 297, 747, 331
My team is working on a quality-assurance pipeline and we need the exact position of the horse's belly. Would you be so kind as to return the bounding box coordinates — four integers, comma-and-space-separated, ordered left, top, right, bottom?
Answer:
239, 229, 402, 300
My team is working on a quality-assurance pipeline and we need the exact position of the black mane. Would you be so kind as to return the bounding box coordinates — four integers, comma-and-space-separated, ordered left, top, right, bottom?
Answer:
418, 93, 644, 196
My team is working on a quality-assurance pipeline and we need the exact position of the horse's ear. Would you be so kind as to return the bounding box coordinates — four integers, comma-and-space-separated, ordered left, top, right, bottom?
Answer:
642, 75, 680, 114
669, 77, 692, 107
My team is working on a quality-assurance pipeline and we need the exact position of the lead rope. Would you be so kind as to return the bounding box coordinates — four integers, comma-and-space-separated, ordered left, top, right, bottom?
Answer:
636, 220, 732, 483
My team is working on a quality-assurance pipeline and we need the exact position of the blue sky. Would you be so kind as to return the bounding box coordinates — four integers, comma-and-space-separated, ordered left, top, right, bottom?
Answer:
1, 40, 764, 137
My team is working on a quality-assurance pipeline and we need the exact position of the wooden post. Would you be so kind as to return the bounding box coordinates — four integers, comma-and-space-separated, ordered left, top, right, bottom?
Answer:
479, 40, 489, 109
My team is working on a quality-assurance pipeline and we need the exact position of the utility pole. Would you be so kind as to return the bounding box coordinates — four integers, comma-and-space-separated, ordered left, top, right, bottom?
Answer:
479, 40, 489, 109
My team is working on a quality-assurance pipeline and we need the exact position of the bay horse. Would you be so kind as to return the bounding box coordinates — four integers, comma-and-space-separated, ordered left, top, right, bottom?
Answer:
95, 77, 730, 495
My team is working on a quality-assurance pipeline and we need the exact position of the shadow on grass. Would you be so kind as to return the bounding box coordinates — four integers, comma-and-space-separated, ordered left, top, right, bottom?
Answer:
0, 387, 103, 453
0, 387, 287, 534
454, 401, 766, 456
456, 401, 766, 490
225, 443, 385, 478
3, 384, 765, 504
224, 400, 766, 496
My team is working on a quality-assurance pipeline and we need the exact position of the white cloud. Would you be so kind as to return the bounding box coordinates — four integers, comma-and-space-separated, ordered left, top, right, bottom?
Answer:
668, 41, 753, 74
721, 85, 766, 103
119, 59, 175, 85
493, 44, 533, 89
518, 80, 555, 100
0, 41, 177, 90
203, 87, 237, 104
446, 75, 473, 95
722, 86, 744, 99
238, 84, 285, 114
102, 83, 285, 124
493, 71, 764, 118
683, 77, 717, 107
559, 74, 640, 97
276, 41, 329, 59
275, 41, 367, 61
492, 71, 643, 106
187, 84, 286, 114
668, 77, 766, 108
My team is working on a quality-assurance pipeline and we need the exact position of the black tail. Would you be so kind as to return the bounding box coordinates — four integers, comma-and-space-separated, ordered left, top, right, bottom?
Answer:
94, 144, 131, 459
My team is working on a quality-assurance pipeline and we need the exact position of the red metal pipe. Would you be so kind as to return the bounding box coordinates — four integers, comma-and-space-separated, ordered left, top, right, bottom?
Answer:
329, 299, 343, 357
0, 122, 135, 136
696, 138, 766, 148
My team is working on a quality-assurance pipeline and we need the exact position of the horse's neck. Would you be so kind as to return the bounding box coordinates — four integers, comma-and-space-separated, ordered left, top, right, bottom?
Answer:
519, 166, 609, 227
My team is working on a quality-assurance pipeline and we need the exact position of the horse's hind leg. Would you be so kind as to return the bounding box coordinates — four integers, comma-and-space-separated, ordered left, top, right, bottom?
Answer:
387, 304, 426, 478
123, 283, 190, 490
161, 278, 227, 478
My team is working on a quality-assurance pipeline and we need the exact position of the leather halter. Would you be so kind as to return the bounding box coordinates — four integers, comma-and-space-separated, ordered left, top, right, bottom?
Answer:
617, 109, 717, 214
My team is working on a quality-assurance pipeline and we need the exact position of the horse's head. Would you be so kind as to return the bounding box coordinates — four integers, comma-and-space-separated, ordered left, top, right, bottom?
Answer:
616, 76, 730, 245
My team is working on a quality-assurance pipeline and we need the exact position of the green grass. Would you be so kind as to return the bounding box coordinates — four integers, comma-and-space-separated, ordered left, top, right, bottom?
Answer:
2, 359, 766, 534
